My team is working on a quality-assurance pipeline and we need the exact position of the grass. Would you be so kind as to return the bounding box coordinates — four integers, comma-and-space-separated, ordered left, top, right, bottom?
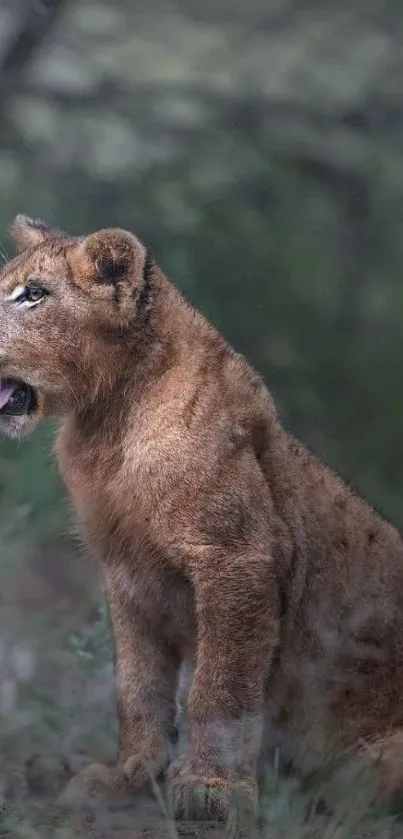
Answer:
0, 434, 401, 838
0, 545, 399, 839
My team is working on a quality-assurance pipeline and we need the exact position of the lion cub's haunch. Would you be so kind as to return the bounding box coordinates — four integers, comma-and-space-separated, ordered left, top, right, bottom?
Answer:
1, 215, 403, 820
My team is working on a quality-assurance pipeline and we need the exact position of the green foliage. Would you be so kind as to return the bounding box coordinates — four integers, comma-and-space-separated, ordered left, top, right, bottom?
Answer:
0, 422, 66, 541
2, 1, 403, 834
3, 153, 403, 545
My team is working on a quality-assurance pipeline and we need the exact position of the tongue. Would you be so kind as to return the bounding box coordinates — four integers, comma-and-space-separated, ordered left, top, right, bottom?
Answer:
0, 380, 17, 410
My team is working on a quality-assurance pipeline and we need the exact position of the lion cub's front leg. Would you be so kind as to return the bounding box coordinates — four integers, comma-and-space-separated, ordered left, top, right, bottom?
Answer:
168, 553, 279, 823
60, 573, 179, 807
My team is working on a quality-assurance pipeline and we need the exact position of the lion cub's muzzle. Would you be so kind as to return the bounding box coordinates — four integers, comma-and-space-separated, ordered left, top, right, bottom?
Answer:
0, 379, 36, 416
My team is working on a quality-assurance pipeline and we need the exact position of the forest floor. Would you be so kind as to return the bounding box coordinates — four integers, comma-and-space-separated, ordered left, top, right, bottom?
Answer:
0, 536, 401, 839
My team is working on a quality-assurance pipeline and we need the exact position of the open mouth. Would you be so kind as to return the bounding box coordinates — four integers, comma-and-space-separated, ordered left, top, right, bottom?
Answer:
0, 379, 36, 416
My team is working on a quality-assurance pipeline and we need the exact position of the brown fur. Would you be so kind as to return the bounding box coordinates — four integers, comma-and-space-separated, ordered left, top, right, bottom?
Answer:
1, 214, 403, 820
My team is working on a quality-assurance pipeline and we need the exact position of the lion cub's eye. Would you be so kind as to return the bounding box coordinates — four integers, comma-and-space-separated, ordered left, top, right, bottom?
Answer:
7, 281, 50, 309
25, 283, 48, 303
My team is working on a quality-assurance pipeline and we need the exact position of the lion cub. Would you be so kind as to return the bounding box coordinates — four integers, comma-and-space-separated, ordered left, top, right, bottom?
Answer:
1, 215, 403, 820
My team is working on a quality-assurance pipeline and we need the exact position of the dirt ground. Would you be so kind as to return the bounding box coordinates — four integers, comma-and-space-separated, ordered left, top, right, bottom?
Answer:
0, 538, 401, 839
0, 538, 234, 839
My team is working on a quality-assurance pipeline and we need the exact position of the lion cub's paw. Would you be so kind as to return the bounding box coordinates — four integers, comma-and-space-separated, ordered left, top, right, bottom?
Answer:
167, 759, 258, 823
58, 763, 126, 810
58, 749, 169, 811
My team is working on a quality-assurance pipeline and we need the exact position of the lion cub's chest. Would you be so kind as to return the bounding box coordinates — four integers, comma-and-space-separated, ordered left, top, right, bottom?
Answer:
57, 419, 153, 536
56, 421, 196, 650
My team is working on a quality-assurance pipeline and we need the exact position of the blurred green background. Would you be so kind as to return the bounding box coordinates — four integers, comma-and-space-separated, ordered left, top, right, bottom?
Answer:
0, 1, 402, 833
1, 1, 403, 540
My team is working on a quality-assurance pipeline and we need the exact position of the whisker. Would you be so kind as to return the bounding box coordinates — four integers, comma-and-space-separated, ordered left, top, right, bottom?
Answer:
58, 370, 80, 407
0, 241, 9, 265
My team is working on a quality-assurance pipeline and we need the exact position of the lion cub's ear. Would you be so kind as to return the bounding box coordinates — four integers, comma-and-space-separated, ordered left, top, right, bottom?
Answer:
9, 215, 69, 251
68, 229, 146, 290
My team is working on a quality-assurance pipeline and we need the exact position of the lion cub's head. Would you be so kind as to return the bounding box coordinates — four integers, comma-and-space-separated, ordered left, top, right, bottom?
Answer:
0, 215, 153, 437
